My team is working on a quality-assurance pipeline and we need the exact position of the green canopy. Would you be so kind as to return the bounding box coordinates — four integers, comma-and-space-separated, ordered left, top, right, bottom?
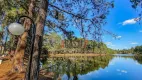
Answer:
0, 26, 3, 32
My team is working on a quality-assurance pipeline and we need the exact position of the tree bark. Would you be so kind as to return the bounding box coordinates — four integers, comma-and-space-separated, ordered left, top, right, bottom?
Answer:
12, 0, 35, 73
30, 0, 48, 80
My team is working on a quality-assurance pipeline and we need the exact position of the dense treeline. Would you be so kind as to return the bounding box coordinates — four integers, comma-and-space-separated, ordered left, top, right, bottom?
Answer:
133, 46, 142, 54
43, 32, 116, 54
117, 45, 142, 54
117, 48, 134, 54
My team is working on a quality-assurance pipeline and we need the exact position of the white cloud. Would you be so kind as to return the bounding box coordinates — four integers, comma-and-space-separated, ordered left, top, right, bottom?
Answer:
105, 42, 112, 45
121, 17, 140, 25
105, 42, 115, 47
123, 19, 136, 25
130, 42, 138, 45
116, 69, 128, 73
116, 36, 122, 39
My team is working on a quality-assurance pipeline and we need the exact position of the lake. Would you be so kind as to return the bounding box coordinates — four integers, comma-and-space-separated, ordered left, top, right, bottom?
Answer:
43, 54, 142, 80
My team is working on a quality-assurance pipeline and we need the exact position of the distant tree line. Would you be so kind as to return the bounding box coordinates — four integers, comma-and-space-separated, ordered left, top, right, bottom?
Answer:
117, 45, 142, 54
43, 32, 116, 54
133, 46, 142, 54
117, 48, 134, 54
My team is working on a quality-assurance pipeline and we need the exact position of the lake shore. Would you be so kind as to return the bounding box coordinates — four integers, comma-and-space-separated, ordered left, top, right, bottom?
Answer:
49, 53, 107, 57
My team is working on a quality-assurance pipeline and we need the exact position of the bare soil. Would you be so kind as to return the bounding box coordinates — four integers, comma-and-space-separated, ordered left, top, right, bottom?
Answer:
0, 60, 25, 80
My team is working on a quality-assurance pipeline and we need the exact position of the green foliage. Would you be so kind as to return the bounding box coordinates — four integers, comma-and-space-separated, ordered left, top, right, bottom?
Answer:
117, 48, 134, 54
130, 0, 142, 17
42, 32, 116, 54
86, 41, 116, 54
117, 45, 142, 54
43, 32, 62, 50
0, 0, 27, 27
107, 48, 117, 54
133, 46, 142, 54
130, 0, 141, 9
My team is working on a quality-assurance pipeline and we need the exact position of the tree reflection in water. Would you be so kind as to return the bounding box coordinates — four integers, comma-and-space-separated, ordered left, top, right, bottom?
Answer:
134, 55, 142, 64
42, 55, 142, 80
42, 56, 113, 80
114, 54, 142, 65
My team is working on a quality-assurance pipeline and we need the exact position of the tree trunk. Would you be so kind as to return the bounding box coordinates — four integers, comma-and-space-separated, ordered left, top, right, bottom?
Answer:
12, 0, 35, 73
30, 0, 48, 80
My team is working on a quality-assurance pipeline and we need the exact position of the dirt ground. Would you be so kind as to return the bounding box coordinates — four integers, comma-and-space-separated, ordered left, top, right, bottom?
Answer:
0, 60, 25, 80
0, 60, 54, 80
0, 60, 12, 77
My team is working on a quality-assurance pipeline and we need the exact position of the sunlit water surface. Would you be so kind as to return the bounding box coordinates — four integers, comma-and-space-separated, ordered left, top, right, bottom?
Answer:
44, 54, 142, 80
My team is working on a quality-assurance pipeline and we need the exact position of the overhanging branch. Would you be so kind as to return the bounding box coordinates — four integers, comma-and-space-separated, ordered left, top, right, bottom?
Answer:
48, 3, 118, 38
49, 4, 90, 20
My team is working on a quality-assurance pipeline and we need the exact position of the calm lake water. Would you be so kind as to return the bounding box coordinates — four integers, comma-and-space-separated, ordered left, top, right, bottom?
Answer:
44, 54, 142, 80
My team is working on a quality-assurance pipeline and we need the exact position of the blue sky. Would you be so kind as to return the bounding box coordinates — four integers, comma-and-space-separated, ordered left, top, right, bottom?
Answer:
69, 0, 142, 50
46, 0, 142, 50
102, 0, 142, 50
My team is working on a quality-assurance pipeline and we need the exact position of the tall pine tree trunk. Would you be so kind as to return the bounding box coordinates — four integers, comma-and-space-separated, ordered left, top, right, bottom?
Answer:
30, 0, 48, 80
12, 0, 35, 73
